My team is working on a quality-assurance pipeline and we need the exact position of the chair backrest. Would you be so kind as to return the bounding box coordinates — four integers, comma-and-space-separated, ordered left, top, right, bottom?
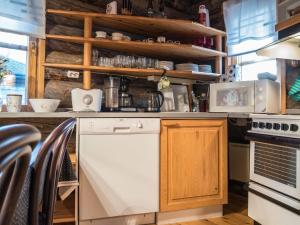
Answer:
29, 118, 76, 225
0, 124, 41, 225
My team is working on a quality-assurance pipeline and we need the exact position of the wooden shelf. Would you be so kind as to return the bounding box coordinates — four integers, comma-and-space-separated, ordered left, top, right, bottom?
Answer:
44, 63, 221, 81
278, 0, 292, 7
47, 9, 226, 39
53, 194, 75, 224
46, 34, 226, 60
45, 9, 225, 88
69, 153, 76, 166
276, 13, 300, 31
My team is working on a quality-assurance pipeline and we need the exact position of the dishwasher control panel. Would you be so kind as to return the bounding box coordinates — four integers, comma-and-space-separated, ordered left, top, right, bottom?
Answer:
79, 118, 160, 134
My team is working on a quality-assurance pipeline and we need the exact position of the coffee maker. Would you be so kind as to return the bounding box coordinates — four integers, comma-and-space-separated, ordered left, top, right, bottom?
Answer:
104, 77, 120, 112
119, 77, 136, 112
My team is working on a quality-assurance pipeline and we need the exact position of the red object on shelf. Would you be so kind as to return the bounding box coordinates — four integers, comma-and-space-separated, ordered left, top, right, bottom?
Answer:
198, 5, 210, 26
193, 37, 214, 49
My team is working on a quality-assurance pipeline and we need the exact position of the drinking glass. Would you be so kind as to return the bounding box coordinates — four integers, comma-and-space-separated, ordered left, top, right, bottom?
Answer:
147, 58, 155, 69
136, 57, 143, 68
124, 56, 132, 68
106, 58, 113, 67
154, 59, 159, 69
92, 49, 99, 65
114, 55, 123, 68
141, 57, 147, 69
102, 57, 109, 67
98, 57, 105, 67
129, 56, 136, 68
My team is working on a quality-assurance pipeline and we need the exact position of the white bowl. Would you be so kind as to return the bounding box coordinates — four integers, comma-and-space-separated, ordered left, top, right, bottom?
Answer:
29, 99, 61, 112
112, 32, 123, 37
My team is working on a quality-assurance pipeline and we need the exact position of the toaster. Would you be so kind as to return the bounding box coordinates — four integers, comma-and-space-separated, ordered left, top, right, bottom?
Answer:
71, 88, 103, 112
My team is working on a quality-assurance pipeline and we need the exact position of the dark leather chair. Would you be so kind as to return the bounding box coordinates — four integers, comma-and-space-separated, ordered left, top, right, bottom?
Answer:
29, 118, 76, 225
0, 124, 41, 225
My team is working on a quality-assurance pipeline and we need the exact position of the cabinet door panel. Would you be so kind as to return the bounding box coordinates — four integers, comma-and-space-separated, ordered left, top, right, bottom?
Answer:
160, 120, 228, 212
169, 127, 219, 200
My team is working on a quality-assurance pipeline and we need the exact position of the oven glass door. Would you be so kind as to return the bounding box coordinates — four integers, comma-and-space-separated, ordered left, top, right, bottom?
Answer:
248, 133, 300, 199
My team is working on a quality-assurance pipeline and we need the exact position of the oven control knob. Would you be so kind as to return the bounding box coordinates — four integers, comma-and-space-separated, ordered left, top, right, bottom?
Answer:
266, 123, 273, 129
252, 122, 259, 128
259, 122, 265, 129
281, 124, 289, 131
273, 123, 281, 130
290, 124, 299, 132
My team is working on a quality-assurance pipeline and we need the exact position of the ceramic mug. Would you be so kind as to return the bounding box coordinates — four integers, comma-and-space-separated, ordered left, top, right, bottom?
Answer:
95, 31, 107, 39
112, 32, 123, 41
123, 35, 131, 41
157, 36, 166, 43
6, 94, 22, 112
147, 38, 154, 43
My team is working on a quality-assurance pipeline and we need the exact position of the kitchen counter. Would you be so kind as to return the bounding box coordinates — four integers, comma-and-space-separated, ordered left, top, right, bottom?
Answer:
0, 112, 228, 118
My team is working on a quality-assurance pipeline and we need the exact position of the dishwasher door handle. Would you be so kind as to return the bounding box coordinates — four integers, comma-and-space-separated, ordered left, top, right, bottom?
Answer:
113, 127, 132, 133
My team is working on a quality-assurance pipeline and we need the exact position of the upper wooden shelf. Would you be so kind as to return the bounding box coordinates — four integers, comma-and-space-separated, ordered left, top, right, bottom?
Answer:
276, 14, 300, 32
46, 34, 226, 60
47, 9, 226, 39
44, 63, 221, 81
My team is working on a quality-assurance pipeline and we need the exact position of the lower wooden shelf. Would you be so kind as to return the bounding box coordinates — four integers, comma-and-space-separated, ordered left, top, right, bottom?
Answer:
44, 63, 220, 81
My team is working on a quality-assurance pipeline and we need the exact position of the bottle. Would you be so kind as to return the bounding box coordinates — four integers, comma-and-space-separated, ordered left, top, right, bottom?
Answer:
147, 0, 154, 17
198, 5, 210, 26
199, 93, 208, 112
191, 91, 199, 112
159, 0, 166, 18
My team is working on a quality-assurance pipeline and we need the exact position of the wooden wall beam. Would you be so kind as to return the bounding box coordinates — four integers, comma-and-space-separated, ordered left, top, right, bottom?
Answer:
28, 38, 38, 99
36, 39, 46, 98
83, 16, 92, 90
215, 35, 223, 74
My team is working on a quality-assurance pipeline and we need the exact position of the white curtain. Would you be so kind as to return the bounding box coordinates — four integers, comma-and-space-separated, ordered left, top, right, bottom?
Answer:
0, 0, 45, 38
223, 0, 277, 56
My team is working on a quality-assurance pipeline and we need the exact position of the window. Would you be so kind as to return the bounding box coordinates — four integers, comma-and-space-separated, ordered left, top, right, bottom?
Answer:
0, 0, 45, 38
237, 52, 277, 81
223, 0, 278, 81
223, 0, 277, 56
0, 31, 29, 103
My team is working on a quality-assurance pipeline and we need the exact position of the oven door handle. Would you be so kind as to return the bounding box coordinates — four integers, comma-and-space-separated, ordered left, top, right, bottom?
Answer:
245, 132, 300, 148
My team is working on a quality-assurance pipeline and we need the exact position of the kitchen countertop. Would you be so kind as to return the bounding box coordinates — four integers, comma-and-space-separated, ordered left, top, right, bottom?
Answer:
0, 112, 230, 119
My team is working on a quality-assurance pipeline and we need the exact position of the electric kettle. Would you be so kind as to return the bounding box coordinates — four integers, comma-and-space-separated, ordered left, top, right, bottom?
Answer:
146, 91, 164, 112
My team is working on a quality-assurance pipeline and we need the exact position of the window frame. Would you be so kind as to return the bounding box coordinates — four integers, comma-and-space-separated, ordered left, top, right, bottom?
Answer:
28, 38, 44, 100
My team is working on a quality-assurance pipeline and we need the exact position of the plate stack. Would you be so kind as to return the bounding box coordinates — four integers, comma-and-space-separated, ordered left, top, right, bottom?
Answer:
157, 61, 174, 70
175, 63, 199, 72
198, 65, 212, 73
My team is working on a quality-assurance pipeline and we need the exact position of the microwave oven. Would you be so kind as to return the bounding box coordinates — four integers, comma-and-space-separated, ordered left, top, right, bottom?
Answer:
209, 80, 280, 113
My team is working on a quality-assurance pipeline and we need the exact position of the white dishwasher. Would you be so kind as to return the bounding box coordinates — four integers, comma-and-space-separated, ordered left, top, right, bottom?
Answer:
79, 118, 160, 223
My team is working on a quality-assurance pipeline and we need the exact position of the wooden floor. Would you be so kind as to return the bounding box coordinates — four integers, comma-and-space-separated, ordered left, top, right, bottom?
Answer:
166, 194, 254, 225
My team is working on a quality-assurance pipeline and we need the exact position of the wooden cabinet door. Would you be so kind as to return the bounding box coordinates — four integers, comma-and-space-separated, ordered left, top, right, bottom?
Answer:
160, 119, 228, 212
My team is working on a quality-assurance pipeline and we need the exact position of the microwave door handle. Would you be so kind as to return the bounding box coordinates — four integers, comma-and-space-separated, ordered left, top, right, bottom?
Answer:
246, 132, 300, 148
